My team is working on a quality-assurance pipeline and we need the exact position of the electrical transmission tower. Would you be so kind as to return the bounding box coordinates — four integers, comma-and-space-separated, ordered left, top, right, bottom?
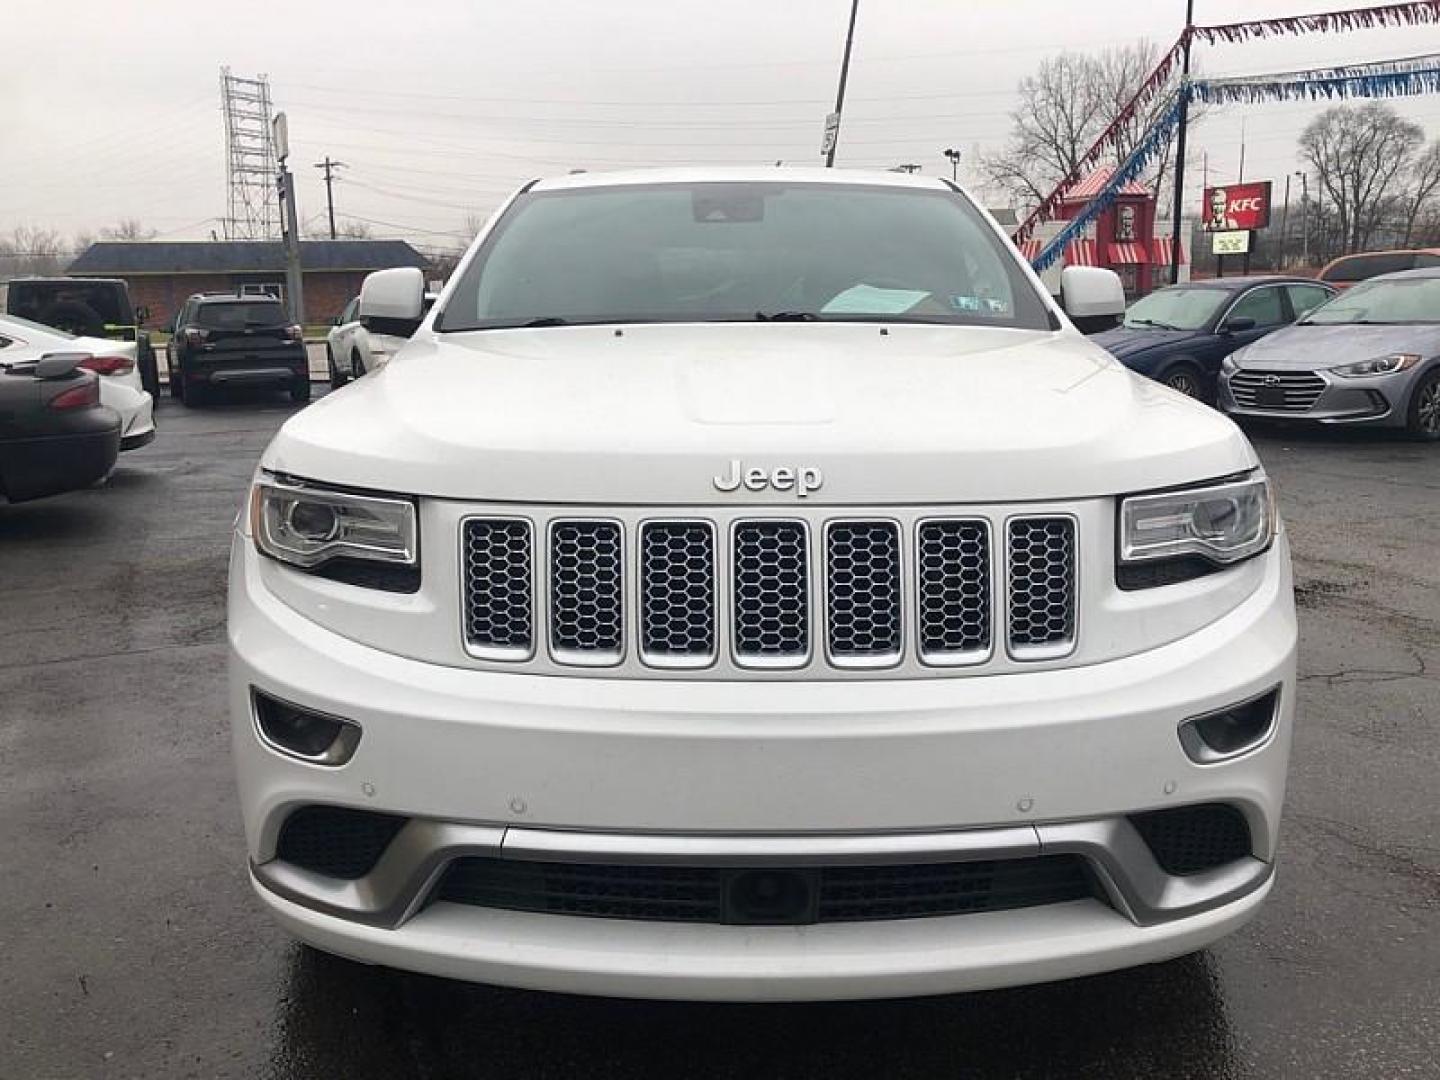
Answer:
220, 67, 278, 239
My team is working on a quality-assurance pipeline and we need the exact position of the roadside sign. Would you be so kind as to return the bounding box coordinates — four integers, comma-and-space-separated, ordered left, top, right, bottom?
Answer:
1212, 230, 1251, 256
1202, 181, 1272, 232
820, 112, 840, 156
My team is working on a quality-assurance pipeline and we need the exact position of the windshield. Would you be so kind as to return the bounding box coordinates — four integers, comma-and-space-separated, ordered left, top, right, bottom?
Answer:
437, 182, 1051, 331
1122, 287, 1228, 331
196, 301, 288, 329
1300, 276, 1440, 325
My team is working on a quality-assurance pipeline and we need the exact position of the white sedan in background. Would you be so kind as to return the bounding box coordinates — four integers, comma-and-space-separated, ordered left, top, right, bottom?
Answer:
0, 314, 156, 450
326, 292, 437, 389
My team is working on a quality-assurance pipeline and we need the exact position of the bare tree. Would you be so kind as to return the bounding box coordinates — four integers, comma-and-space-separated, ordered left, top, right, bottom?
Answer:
100, 218, 157, 241
1400, 141, 1440, 247
981, 41, 1198, 212
334, 219, 373, 239
1300, 103, 1423, 254
0, 226, 70, 276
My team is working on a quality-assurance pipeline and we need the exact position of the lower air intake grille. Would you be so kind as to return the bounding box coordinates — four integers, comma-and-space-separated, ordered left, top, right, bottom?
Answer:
1007, 517, 1076, 655
549, 520, 624, 659
733, 521, 809, 663
275, 805, 408, 880
826, 521, 902, 662
640, 522, 716, 662
1130, 803, 1253, 875
462, 518, 534, 657
917, 519, 991, 660
434, 854, 1096, 925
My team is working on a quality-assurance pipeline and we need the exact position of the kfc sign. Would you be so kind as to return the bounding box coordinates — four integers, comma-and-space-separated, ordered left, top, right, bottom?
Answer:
1202, 181, 1272, 232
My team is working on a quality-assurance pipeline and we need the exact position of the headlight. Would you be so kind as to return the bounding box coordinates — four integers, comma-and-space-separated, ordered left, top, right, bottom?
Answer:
1221, 351, 1243, 373
249, 476, 417, 571
1330, 353, 1421, 378
1120, 473, 1274, 568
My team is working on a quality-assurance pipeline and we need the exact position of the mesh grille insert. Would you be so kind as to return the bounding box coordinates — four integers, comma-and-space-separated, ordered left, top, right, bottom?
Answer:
275, 805, 407, 880
1130, 804, 1253, 876
435, 854, 1096, 925
461, 518, 533, 655
917, 520, 991, 658
1007, 517, 1076, 654
550, 521, 624, 658
733, 521, 809, 662
640, 522, 716, 661
826, 522, 902, 660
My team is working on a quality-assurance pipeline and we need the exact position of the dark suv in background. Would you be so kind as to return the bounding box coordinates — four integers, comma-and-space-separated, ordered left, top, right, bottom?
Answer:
166, 294, 309, 405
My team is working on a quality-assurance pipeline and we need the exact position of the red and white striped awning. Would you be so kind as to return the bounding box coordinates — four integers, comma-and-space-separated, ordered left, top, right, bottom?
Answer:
1108, 242, 1148, 265
1150, 237, 1188, 265
1018, 238, 1098, 266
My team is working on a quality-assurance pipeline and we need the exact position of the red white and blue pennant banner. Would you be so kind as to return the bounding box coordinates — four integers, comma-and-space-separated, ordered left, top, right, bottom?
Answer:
1191, 1, 1440, 44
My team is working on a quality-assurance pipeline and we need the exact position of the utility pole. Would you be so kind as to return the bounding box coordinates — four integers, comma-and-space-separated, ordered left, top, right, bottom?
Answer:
824, 0, 861, 168
1238, 117, 1247, 183
273, 113, 305, 327
1168, 0, 1195, 286
943, 148, 962, 182
1297, 171, 1309, 266
313, 156, 347, 239
1279, 173, 1291, 270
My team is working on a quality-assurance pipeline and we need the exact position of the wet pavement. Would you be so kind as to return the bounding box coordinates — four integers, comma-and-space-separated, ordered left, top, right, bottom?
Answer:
2, 393, 1437, 1079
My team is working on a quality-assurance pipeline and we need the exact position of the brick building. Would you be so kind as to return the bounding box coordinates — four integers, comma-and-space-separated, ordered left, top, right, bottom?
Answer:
65, 239, 429, 328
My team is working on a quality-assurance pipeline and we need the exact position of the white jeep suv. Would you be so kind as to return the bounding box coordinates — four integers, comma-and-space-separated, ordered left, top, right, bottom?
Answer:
230, 168, 1295, 1002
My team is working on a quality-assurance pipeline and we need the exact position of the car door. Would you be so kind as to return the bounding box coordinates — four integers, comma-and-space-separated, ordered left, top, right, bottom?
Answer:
1210, 285, 1289, 374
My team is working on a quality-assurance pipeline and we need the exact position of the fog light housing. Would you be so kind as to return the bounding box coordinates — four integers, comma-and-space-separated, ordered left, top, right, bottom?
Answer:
1178, 687, 1280, 763
252, 689, 361, 766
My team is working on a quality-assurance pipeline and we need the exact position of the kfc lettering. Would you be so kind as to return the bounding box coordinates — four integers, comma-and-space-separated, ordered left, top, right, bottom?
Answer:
1201, 181, 1272, 232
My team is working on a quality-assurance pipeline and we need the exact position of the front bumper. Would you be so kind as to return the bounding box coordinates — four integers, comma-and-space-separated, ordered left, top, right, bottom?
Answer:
229, 535, 1296, 1000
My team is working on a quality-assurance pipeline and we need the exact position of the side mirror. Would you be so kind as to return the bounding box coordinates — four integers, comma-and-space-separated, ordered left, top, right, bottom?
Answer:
1220, 316, 1256, 334
359, 267, 425, 322
1059, 266, 1125, 320
135, 305, 150, 324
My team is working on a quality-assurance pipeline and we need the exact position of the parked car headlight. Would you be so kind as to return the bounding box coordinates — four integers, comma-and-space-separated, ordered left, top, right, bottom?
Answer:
1119, 472, 1274, 569
250, 476, 417, 572
1329, 353, 1421, 378
1221, 350, 1245, 373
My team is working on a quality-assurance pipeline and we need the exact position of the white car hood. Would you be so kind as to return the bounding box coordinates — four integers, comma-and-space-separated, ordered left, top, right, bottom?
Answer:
262, 323, 1256, 504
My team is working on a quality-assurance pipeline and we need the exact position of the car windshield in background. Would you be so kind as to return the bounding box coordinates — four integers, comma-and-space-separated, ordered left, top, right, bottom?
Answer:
197, 301, 288, 330
1122, 287, 1228, 331
437, 182, 1052, 332
1301, 277, 1440, 325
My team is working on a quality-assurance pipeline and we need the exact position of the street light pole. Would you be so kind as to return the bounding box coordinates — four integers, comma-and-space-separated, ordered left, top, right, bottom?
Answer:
825, 0, 860, 168
1297, 171, 1309, 267
1279, 173, 1291, 271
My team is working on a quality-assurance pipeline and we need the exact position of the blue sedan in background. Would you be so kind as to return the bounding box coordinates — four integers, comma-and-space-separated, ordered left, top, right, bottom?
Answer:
1093, 276, 1336, 403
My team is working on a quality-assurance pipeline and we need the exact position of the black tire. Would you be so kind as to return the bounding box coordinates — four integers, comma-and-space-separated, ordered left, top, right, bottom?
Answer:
38, 300, 105, 337
291, 374, 312, 403
1406, 368, 1440, 441
1159, 361, 1208, 404
327, 346, 348, 389
137, 336, 161, 400
169, 357, 185, 401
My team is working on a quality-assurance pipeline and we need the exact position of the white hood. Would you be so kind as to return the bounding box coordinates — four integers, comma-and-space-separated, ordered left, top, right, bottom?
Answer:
262, 322, 1256, 504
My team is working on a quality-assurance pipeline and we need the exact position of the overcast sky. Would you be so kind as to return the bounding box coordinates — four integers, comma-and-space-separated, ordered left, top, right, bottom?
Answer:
4, 0, 1440, 257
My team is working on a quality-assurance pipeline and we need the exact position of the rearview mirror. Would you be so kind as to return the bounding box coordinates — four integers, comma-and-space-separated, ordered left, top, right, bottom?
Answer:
1220, 316, 1256, 334
1059, 266, 1125, 320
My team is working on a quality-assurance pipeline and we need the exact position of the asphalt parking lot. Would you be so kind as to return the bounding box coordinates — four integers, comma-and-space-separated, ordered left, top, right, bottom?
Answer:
2, 391, 1437, 1080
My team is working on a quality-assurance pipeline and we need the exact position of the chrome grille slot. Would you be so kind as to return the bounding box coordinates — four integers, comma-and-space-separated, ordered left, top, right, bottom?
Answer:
549, 520, 624, 664
1007, 517, 1076, 658
461, 518, 534, 659
826, 521, 902, 665
732, 521, 809, 666
1229, 370, 1326, 412
916, 520, 991, 663
640, 522, 716, 666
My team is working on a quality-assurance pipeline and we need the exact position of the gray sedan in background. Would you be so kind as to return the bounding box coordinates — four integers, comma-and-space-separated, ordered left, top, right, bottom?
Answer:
1219, 267, 1440, 440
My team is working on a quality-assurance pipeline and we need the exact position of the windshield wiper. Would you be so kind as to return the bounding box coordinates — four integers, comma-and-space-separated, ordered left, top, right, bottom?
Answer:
754, 310, 818, 321
1126, 317, 1182, 330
